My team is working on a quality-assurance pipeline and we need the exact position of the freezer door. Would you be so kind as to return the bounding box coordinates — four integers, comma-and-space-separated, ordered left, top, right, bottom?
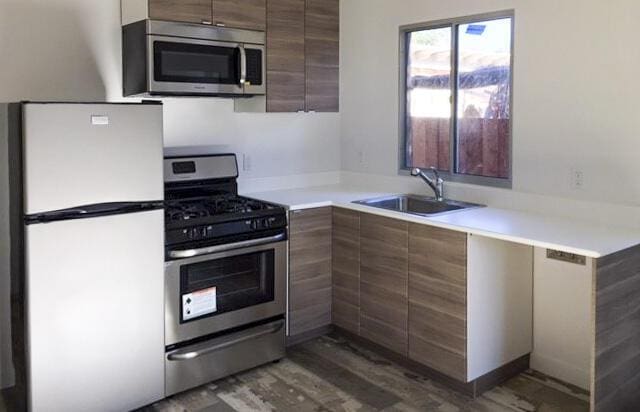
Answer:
22, 103, 164, 215
26, 210, 165, 412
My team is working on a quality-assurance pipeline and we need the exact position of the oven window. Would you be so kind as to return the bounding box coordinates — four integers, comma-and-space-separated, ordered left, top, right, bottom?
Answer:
180, 250, 275, 323
154, 41, 240, 84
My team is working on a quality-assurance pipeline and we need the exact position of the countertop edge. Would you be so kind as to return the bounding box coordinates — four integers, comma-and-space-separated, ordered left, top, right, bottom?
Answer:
247, 187, 640, 259
285, 200, 607, 258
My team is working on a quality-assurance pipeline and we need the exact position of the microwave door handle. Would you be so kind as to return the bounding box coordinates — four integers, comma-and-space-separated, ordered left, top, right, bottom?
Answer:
239, 45, 247, 86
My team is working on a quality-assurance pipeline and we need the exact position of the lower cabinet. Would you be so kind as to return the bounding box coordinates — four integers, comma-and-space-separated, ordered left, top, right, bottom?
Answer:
359, 214, 409, 356
288, 208, 332, 338
408, 224, 468, 381
289, 207, 533, 385
332, 208, 360, 334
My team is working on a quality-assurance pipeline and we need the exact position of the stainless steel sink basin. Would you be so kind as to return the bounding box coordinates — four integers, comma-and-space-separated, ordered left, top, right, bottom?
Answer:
353, 195, 484, 217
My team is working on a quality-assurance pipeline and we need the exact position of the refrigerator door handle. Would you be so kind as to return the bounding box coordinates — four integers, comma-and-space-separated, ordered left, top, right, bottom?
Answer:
25, 201, 164, 225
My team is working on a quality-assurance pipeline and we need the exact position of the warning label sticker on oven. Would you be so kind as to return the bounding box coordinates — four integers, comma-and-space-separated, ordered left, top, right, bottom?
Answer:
182, 287, 217, 321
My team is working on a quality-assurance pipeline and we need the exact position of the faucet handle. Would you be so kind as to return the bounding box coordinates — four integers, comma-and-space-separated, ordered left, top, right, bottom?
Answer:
410, 167, 422, 177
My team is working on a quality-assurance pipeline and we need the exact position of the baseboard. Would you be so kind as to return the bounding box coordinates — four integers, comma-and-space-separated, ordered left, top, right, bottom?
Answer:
287, 325, 334, 347
530, 353, 590, 391
332, 326, 529, 398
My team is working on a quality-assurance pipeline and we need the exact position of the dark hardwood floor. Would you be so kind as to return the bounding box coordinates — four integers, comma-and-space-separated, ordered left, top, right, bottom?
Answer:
141, 333, 589, 412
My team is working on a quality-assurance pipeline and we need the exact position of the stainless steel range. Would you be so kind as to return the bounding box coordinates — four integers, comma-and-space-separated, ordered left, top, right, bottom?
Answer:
163, 154, 286, 396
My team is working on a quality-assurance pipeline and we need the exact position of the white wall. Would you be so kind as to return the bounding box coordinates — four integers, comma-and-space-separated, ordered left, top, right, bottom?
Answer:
341, 0, 640, 207
532, 248, 592, 390
0, 0, 341, 184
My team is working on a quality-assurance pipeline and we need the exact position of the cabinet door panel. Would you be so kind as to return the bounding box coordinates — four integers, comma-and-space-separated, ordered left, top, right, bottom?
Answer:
149, 0, 213, 24
410, 336, 467, 381
266, 0, 306, 112
360, 214, 408, 355
305, 0, 339, 112
213, 0, 266, 30
409, 224, 467, 381
289, 208, 332, 337
332, 208, 360, 334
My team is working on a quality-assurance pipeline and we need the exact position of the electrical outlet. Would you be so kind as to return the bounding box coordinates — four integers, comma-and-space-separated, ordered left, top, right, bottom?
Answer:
571, 169, 584, 190
243, 154, 252, 172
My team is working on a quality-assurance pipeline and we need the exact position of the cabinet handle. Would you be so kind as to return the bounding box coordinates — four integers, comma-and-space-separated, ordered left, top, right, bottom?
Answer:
201, 20, 212, 25
215, 22, 226, 27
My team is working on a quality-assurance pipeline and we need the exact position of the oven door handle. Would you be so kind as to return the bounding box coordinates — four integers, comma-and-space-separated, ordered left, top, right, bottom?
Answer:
167, 320, 284, 362
168, 233, 286, 259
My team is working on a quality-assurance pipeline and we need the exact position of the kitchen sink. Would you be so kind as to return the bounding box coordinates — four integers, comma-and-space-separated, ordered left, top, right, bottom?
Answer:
353, 195, 484, 217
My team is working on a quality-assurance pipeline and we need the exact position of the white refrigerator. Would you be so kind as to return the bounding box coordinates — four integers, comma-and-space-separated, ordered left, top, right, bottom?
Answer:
0, 102, 165, 411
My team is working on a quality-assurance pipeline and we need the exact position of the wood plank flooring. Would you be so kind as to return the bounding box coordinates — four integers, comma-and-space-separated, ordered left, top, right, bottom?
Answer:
140, 334, 589, 412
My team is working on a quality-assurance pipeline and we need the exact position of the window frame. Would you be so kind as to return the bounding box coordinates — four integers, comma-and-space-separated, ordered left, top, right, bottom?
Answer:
398, 10, 515, 189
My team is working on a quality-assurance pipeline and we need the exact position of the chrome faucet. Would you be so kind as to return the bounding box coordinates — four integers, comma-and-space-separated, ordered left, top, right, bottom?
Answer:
411, 167, 445, 201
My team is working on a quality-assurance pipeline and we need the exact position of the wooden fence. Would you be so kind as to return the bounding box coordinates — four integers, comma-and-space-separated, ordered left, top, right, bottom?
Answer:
410, 117, 509, 179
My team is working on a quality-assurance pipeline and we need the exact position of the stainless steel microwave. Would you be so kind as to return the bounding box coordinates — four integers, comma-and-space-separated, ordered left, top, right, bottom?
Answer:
122, 20, 265, 97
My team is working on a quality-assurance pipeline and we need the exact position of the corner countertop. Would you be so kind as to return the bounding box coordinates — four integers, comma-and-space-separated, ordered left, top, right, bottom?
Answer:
245, 185, 640, 258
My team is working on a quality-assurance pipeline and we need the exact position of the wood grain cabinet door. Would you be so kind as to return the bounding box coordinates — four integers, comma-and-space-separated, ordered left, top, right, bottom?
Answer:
149, 0, 213, 24
266, 0, 306, 112
332, 208, 360, 334
289, 208, 332, 337
305, 0, 339, 112
408, 224, 468, 382
212, 0, 266, 31
359, 214, 409, 356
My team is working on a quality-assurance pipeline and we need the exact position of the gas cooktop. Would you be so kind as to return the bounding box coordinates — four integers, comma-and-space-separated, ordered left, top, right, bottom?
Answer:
163, 155, 288, 254
165, 195, 280, 223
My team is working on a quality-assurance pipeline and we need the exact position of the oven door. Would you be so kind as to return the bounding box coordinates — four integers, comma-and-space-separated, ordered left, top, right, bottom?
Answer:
165, 238, 287, 346
148, 35, 244, 96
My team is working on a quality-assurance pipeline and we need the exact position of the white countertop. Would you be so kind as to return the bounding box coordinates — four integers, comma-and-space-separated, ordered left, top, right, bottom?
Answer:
246, 185, 640, 258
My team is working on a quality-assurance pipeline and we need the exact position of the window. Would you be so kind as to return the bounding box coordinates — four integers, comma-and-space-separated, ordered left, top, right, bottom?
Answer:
401, 12, 513, 187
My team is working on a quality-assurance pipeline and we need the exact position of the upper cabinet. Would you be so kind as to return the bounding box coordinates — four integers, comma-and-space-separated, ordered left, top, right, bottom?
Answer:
305, 0, 340, 112
148, 0, 213, 25
126, 0, 266, 31
266, 0, 340, 113
213, 0, 266, 31
266, 0, 306, 113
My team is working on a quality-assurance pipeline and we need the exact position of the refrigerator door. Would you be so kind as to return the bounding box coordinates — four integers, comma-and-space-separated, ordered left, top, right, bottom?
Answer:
26, 210, 164, 412
22, 103, 164, 215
